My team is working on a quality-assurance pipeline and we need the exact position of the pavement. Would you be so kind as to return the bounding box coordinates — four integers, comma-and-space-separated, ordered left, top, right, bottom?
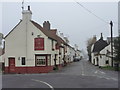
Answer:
2, 59, 119, 89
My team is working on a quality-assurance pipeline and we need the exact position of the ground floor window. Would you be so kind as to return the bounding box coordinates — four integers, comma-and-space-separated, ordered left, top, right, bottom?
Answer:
21, 57, 26, 65
106, 60, 109, 64
36, 56, 46, 66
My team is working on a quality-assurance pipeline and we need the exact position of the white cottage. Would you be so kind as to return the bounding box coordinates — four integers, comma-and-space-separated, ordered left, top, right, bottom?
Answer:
91, 33, 113, 67
3, 6, 68, 74
68, 46, 76, 63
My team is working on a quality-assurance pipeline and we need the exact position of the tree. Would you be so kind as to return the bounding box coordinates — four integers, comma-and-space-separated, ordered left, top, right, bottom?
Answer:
114, 36, 120, 62
86, 36, 96, 62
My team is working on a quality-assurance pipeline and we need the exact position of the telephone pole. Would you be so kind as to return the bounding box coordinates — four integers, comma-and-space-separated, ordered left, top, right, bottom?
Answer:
110, 21, 113, 67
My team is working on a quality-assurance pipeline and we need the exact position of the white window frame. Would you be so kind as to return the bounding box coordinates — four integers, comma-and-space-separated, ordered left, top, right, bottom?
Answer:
36, 56, 46, 66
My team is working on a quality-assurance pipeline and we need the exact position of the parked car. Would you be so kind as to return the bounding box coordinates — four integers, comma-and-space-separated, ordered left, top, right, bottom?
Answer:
73, 57, 81, 62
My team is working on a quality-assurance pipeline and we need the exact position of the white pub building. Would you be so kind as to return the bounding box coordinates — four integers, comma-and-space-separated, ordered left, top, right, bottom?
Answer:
3, 6, 75, 74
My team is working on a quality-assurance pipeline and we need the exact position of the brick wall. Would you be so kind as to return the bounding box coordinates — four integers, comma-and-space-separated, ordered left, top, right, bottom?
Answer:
4, 66, 54, 74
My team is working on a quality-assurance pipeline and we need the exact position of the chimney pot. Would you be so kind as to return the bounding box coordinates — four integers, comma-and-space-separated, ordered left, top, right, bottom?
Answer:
43, 21, 50, 30
28, 6, 30, 10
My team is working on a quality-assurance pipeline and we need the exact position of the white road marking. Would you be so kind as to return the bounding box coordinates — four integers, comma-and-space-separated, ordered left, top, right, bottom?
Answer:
97, 76, 103, 78
82, 73, 85, 76
31, 79, 54, 90
81, 62, 85, 76
105, 77, 111, 80
107, 76, 118, 81
94, 70, 106, 74
97, 76, 118, 81
99, 71, 106, 74
110, 78, 118, 81
94, 71, 98, 74
94, 71, 118, 81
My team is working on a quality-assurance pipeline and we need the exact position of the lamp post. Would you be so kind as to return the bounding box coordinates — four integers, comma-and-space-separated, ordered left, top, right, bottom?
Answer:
110, 21, 113, 67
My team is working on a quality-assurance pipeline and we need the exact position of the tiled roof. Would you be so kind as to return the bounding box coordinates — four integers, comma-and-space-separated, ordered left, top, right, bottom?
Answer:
31, 20, 66, 45
92, 38, 109, 53
4, 19, 66, 46
50, 29, 57, 35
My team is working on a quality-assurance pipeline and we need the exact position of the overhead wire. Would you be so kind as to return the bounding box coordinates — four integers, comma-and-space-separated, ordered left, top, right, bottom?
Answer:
74, 0, 109, 24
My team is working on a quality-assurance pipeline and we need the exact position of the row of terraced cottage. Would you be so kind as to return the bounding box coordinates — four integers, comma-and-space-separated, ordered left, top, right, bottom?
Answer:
1, 6, 81, 74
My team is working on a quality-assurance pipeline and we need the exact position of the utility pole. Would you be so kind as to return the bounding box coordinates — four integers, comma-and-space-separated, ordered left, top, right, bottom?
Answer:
110, 21, 113, 67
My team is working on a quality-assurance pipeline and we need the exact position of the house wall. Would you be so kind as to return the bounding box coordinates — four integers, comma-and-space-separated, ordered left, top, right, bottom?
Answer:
100, 44, 112, 67
69, 47, 75, 62
3, 8, 74, 73
91, 44, 112, 67
94, 56, 98, 66
99, 55, 106, 66
4, 18, 61, 64
4, 21, 26, 67
60, 45, 64, 64
91, 53, 94, 64
66, 46, 70, 63
26, 21, 57, 66
3, 17, 61, 73
91, 44, 94, 64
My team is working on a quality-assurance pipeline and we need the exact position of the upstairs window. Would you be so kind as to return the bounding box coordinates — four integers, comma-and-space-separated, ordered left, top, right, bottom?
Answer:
55, 43, 59, 50
52, 40, 54, 51
34, 38, 44, 50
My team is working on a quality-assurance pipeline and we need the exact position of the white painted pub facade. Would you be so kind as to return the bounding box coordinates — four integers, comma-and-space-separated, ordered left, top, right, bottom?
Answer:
3, 6, 78, 74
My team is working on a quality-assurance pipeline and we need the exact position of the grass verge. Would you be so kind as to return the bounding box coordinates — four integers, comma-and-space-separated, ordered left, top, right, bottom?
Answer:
101, 66, 120, 71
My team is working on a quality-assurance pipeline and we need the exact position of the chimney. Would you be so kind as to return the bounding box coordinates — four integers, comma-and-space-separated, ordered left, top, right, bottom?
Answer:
22, 6, 32, 21
92, 35, 97, 43
43, 21, 50, 30
100, 33, 103, 40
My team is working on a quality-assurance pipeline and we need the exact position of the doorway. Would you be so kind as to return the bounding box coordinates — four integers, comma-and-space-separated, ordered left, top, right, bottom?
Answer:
9, 58, 15, 73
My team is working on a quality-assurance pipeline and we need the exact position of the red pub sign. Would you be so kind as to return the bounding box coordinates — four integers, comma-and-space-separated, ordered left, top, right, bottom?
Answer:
34, 38, 44, 50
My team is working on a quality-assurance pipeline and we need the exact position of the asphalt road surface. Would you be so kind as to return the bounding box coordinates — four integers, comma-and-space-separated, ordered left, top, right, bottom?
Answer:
2, 59, 119, 88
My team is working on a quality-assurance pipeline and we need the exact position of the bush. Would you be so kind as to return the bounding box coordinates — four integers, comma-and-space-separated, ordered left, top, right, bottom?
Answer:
53, 65, 59, 70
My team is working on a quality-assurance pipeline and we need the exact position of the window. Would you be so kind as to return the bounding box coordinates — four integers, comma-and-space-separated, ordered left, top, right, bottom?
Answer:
54, 54, 58, 66
100, 55, 102, 58
59, 48, 61, 55
55, 43, 59, 50
52, 40, 54, 51
36, 56, 46, 66
21, 57, 25, 65
106, 60, 109, 64
34, 38, 44, 50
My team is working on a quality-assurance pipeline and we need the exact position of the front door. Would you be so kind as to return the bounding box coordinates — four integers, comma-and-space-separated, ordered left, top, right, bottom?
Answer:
9, 58, 15, 73
54, 54, 57, 66
96, 57, 99, 66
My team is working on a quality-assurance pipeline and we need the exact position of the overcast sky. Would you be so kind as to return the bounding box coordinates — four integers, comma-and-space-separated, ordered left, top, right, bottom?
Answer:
0, 1, 118, 52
